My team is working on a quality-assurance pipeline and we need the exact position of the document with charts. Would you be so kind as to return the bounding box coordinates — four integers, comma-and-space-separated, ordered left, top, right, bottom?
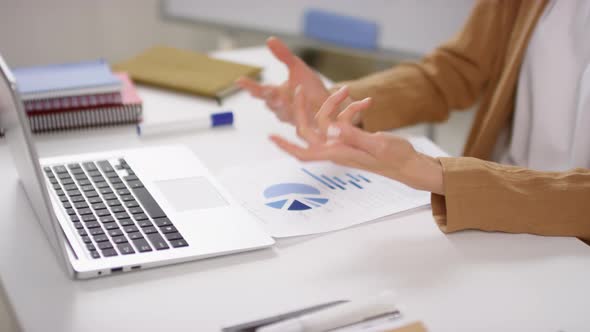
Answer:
219, 136, 449, 237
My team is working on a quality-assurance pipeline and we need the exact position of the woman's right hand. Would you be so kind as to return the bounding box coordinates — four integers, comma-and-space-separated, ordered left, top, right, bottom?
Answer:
236, 37, 336, 126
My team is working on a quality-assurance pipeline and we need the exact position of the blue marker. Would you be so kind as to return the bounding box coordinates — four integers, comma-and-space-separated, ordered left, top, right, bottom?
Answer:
137, 111, 233, 137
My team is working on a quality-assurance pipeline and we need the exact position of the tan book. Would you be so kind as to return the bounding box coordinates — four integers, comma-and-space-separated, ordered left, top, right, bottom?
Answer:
112, 46, 262, 99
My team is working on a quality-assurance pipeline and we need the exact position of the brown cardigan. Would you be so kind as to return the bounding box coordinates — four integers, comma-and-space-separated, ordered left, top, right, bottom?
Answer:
341, 0, 590, 241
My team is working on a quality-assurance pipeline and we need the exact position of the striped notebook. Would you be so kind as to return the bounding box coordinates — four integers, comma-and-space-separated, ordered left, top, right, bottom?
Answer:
27, 73, 142, 133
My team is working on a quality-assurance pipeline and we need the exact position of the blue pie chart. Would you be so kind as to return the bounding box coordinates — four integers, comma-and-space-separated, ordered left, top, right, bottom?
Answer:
263, 183, 329, 211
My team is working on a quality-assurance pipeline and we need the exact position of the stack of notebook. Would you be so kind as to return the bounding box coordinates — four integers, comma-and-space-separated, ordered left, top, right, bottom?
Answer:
12, 60, 142, 133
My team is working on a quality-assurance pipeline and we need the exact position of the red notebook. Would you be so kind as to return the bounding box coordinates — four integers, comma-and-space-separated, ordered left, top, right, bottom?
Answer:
27, 73, 142, 133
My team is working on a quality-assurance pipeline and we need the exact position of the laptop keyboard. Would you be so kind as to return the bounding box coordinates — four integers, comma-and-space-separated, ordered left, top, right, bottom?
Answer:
43, 159, 188, 259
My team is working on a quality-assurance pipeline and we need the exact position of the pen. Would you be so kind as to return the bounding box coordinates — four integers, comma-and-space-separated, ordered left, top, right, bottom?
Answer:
256, 291, 398, 332
136, 111, 233, 137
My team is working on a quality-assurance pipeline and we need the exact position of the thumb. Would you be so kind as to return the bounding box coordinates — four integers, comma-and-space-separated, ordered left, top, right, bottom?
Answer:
332, 123, 383, 157
266, 37, 295, 68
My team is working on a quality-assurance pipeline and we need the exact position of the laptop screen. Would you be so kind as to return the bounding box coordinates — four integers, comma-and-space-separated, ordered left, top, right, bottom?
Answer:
0, 55, 72, 276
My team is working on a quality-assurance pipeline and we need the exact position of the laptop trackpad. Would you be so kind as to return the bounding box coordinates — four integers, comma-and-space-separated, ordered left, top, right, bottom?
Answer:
155, 177, 228, 212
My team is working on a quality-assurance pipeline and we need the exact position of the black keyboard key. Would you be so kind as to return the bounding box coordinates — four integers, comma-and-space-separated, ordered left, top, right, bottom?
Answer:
85, 190, 99, 198
124, 200, 139, 208
78, 229, 88, 237
119, 219, 135, 227
112, 183, 127, 190
60, 178, 74, 185
105, 171, 119, 179
49, 178, 58, 185
71, 195, 85, 203
153, 217, 172, 227
142, 226, 157, 234
132, 187, 166, 219
92, 202, 106, 210
66, 208, 76, 216
52, 184, 62, 191
112, 236, 128, 244
67, 190, 81, 197
100, 215, 115, 223
107, 200, 121, 207
109, 177, 122, 184
147, 233, 169, 251
93, 234, 109, 242
170, 239, 188, 248
117, 188, 131, 196
82, 215, 97, 223
123, 225, 138, 233
77, 208, 93, 216
103, 223, 120, 231
99, 188, 113, 195
90, 251, 101, 259
86, 221, 100, 229
120, 195, 134, 202
55, 189, 65, 197
78, 179, 91, 186
58, 172, 72, 180
96, 209, 111, 217
109, 229, 123, 237
160, 225, 177, 234
89, 228, 105, 236
138, 220, 153, 228
101, 248, 118, 257
73, 222, 84, 230
97, 241, 113, 250
87, 170, 101, 178
70, 215, 80, 222
68, 163, 81, 169
128, 207, 144, 215
124, 175, 138, 182
74, 173, 88, 181
127, 181, 144, 189
60, 196, 69, 203
111, 206, 125, 214
87, 243, 97, 251
133, 213, 148, 221
81, 236, 92, 244
44, 166, 53, 173
83, 162, 98, 171
117, 242, 135, 255
95, 182, 110, 189
80, 185, 94, 192
62, 202, 72, 209
132, 238, 152, 252
164, 232, 183, 241
53, 165, 68, 174
103, 193, 118, 201
70, 168, 85, 175
97, 160, 114, 173
129, 232, 144, 240
115, 212, 130, 220
74, 202, 89, 209
63, 184, 77, 192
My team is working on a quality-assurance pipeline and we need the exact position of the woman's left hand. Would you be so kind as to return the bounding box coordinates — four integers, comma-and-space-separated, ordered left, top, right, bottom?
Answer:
269, 86, 445, 195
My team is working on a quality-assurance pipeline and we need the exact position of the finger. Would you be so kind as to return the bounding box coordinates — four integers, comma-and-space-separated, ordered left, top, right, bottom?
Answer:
267, 37, 296, 68
315, 86, 350, 134
334, 123, 384, 157
337, 97, 371, 125
293, 86, 322, 145
269, 135, 316, 161
236, 77, 266, 97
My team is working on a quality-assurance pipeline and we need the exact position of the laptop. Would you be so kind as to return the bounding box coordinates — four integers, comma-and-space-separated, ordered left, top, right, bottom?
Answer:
0, 54, 275, 279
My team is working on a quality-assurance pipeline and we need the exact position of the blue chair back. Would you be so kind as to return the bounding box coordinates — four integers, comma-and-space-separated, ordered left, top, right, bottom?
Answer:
303, 9, 379, 50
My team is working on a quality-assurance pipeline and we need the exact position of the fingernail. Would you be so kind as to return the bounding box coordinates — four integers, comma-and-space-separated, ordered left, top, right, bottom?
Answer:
363, 97, 371, 103
338, 85, 348, 93
327, 124, 341, 139
294, 84, 302, 95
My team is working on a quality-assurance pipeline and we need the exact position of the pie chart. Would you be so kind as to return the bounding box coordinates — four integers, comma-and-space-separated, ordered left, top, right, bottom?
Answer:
263, 183, 329, 211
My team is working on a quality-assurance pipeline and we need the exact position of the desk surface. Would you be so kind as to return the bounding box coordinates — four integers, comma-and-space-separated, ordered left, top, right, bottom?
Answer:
1, 47, 590, 332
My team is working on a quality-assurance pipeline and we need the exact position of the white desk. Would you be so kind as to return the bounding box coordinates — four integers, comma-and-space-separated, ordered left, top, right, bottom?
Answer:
1, 47, 590, 332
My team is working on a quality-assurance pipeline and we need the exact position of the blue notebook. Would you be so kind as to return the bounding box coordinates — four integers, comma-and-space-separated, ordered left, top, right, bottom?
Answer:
12, 60, 122, 100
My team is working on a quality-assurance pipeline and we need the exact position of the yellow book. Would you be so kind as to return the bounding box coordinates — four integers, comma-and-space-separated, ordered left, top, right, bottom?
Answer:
112, 46, 262, 99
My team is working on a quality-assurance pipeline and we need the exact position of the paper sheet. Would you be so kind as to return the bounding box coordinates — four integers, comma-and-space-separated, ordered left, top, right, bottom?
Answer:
219, 136, 449, 237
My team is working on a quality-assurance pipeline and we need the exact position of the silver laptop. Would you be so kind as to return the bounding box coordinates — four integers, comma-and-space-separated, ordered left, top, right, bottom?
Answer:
0, 54, 274, 279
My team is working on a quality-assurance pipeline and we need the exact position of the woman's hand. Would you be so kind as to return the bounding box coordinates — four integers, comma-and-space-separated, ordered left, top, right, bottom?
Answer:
236, 37, 354, 126
269, 86, 445, 195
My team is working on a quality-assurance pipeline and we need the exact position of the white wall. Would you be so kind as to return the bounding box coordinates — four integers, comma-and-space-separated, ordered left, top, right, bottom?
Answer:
0, 0, 224, 67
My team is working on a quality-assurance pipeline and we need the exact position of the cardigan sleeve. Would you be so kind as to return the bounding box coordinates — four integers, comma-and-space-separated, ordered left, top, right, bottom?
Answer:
336, 0, 512, 132
431, 157, 590, 242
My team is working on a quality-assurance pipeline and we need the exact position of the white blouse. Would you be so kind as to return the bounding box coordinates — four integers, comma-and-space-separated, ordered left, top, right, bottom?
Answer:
501, 0, 590, 171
